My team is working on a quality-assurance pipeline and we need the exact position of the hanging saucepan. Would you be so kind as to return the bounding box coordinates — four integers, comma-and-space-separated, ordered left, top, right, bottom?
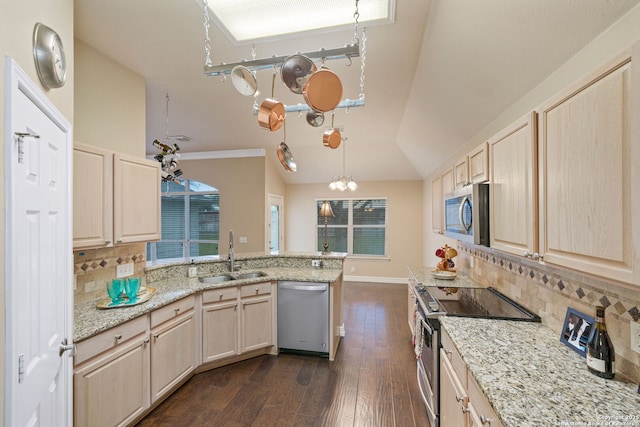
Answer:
258, 71, 285, 131
230, 65, 257, 96
306, 110, 325, 127
277, 142, 297, 172
303, 66, 343, 113
281, 54, 317, 94
322, 112, 341, 149
277, 120, 296, 172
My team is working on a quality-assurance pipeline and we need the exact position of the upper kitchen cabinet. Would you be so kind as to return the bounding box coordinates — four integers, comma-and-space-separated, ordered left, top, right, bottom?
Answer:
113, 152, 161, 244
73, 144, 113, 248
454, 143, 489, 190
489, 112, 538, 257
537, 49, 636, 284
453, 156, 469, 189
73, 143, 161, 249
442, 167, 454, 197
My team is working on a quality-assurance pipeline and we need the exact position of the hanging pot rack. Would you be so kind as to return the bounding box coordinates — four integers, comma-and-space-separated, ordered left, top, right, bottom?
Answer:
200, 0, 367, 113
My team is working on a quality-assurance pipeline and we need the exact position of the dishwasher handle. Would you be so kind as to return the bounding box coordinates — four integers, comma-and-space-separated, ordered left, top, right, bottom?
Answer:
278, 283, 327, 291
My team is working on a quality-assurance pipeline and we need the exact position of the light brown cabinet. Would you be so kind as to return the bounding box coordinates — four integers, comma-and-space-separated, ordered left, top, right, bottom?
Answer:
468, 142, 489, 184
488, 112, 538, 257
74, 316, 150, 427
432, 175, 443, 234
453, 156, 469, 189
73, 143, 161, 249
441, 167, 454, 196
240, 282, 274, 353
537, 49, 636, 284
202, 287, 239, 363
440, 328, 503, 427
150, 297, 196, 403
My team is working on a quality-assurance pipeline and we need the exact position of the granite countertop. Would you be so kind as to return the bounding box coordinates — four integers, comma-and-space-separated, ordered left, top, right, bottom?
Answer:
439, 316, 640, 426
408, 265, 480, 288
74, 267, 342, 343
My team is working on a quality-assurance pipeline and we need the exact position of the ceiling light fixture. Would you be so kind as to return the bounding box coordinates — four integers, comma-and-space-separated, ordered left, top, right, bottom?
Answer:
329, 138, 357, 191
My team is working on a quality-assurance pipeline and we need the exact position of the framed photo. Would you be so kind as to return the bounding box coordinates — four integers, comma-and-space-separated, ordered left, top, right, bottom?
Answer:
560, 307, 595, 357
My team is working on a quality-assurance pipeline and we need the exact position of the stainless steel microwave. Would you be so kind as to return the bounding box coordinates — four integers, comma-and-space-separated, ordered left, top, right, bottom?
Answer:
444, 183, 490, 246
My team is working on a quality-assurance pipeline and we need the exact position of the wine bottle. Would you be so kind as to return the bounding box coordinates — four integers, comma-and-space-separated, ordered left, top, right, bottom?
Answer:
586, 306, 615, 379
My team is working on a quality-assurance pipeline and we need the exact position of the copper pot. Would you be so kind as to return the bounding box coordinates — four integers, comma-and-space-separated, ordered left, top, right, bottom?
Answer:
258, 98, 285, 131
323, 128, 341, 149
303, 67, 343, 113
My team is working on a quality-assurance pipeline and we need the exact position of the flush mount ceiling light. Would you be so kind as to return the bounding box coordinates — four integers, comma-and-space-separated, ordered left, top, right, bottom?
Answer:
205, 0, 394, 44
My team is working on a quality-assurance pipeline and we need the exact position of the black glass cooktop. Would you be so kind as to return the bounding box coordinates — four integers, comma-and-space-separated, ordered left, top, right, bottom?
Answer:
416, 286, 541, 322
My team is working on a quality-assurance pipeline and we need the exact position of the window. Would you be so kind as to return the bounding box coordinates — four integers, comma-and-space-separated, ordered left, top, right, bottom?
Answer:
147, 179, 220, 262
316, 199, 387, 256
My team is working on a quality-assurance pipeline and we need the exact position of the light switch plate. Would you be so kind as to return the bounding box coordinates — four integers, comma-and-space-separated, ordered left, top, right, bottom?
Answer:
116, 262, 134, 278
239, 236, 248, 244
631, 322, 640, 353
188, 266, 198, 277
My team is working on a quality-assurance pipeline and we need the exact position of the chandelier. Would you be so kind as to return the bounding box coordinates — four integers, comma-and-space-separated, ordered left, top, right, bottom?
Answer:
329, 138, 357, 191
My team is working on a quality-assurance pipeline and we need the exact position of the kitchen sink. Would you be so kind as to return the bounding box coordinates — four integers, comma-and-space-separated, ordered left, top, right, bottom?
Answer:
234, 272, 267, 280
199, 275, 235, 284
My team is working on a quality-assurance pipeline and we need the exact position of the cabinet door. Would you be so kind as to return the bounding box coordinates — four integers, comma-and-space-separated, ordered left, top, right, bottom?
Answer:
241, 295, 273, 353
454, 156, 469, 189
150, 313, 196, 403
202, 301, 239, 363
431, 175, 443, 234
468, 142, 489, 184
113, 153, 161, 244
442, 167, 454, 197
489, 112, 537, 256
73, 143, 113, 248
440, 348, 469, 427
74, 336, 150, 427
538, 51, 634, 284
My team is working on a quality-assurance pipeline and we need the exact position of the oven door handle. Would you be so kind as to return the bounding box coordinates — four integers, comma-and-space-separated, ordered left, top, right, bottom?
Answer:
459, 195, 472, 233
420, 315, 433, 335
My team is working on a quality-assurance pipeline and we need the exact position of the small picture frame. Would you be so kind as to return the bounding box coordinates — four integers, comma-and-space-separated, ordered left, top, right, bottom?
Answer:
560, 307, 595, 357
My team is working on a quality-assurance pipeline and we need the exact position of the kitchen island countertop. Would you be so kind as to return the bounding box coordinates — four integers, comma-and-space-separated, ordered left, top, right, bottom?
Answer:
440, 316, 640, 426
74, 267, 342, 343
408, 265, 481, 288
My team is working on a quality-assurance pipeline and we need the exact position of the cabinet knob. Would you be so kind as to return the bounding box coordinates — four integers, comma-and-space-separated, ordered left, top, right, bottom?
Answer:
480, 415, 493, 424
143, 336, 150, 345
523, 251, 532, 258
255, 288, 259, 294
219, 293, 223, 300
455, 394, 464, 402
532, 252, 544, 261
461, 405, 470, 413
174, 307, 180, 314
114, 334, 122, 341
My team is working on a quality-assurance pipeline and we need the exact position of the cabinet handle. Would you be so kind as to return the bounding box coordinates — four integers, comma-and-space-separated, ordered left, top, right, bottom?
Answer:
143, 336, 150, 345
174, 308, 180, 314
480, 415, 493, 424
114, 334, 122, 341
234, 304, 237, 311
153, 333, 160, 342
219, 293, 223, 300
255, 288, 259, 294
116, 239, 123, 243
461, 405, 470, 413
105, 240, 111, 244
523, 251, 532, 258
532, 252, 544, 261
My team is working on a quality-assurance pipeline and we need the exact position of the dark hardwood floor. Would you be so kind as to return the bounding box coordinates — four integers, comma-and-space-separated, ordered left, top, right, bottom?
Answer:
136, 281, 430, 427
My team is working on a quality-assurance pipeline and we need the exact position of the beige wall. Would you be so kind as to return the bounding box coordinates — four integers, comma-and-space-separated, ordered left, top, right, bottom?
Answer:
1, 0, 74, 421
286, 181, 423, 281
180, 156, 267, 254
74, 39, 146, 157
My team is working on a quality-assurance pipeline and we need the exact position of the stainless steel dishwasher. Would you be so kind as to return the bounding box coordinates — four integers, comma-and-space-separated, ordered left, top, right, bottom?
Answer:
277, 281, 329, 357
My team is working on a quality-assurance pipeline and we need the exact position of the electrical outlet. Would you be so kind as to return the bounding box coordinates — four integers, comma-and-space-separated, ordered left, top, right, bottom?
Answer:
631, 322, 640, 353
188, 266, 198, 278
116, 262, 134, 278
239, 236, 248, 244
311, 260, 322, 267
350, 267, 356, 273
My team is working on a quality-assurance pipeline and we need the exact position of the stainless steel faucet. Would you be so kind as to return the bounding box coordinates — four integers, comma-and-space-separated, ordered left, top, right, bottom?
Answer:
228, 229, 234, 272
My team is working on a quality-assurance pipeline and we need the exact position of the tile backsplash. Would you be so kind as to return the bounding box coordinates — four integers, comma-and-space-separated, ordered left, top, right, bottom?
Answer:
74, 243, 147, 304
457, 242, 640, 384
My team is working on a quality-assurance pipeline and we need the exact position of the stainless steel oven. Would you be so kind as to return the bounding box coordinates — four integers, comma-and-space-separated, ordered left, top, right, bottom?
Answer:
414, 285, 540, 426
416, 301, 439, 426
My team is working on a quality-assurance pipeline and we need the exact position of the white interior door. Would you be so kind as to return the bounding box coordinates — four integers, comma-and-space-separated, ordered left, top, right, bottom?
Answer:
267, 194, 284, 253
4, 58, 73, 426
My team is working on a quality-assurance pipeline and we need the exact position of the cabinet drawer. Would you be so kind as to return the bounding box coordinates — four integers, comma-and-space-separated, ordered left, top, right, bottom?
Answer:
468, 373, 503, 426
202, 286, 238, 304
240, 282, 272, 298
151, 295, 195, 328
75, 315, 148, 365
440, 328, 467, 388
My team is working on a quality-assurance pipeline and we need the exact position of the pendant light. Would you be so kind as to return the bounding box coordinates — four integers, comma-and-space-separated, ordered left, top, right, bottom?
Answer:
329, 138, 357, 191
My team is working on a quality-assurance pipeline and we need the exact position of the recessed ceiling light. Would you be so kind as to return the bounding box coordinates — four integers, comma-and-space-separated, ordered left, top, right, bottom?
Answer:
205, 0, 395, 44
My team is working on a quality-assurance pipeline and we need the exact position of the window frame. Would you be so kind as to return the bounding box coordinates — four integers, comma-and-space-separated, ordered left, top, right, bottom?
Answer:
147, 179, 220, 264
316, 198, 388, 258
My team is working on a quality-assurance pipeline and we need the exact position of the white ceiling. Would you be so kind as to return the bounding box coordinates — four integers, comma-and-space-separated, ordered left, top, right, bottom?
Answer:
74, 0, 640, 185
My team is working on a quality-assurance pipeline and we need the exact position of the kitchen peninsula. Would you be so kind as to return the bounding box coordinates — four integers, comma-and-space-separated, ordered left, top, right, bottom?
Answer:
73, 252, 345, 427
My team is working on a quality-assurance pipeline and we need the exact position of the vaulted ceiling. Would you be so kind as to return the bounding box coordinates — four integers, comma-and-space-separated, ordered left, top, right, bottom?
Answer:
74, 0, 640, 184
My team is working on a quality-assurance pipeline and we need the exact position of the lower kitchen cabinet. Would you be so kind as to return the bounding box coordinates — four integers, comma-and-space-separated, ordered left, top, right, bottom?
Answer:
440, 328, 503, 427
74, 317, 150, 427
240, 282, 273, 353
202, 287, 239, 363
150, 296, 196, 403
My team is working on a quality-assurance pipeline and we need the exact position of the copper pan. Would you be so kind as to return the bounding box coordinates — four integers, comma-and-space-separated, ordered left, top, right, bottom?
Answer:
322, 112, 341, 149
258, 72, 284, 131
303, 67, 343, 113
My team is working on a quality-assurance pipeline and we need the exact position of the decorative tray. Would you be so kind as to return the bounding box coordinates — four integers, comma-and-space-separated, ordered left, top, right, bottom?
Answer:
96, 287, 157, 309
431, 270, 457, 280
